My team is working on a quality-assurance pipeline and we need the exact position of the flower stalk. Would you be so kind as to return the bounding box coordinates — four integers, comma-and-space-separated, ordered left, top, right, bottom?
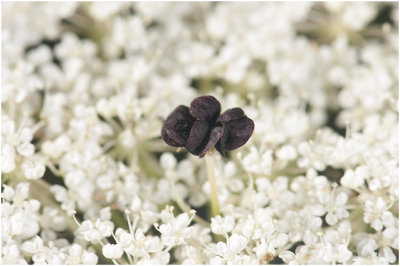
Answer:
205, 153, 220, 217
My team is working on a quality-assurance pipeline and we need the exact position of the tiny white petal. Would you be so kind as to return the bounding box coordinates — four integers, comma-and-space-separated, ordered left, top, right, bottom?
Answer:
160, 152, 177, 170
2, 185, 15, 201
357, 238, 378, 257
326, 212, 338, 225
69, 243, 83, 257
355, 166, 370, 180
335, 192, 348, 206
2, 144, 16, 173
279, 251, 295, 263
130, 196, 142, 212
18, 128, 33, 142
276, 145, 297, 160
340, 169, 363, 189
21, 160, 45, 179
100, 207, 111, 221
337, 244, 352, 263
82, 251, 98, 265
17, 142, 35, 157
102, 243, 123, 259
310, 204, 326, 216
21, 236, 43, 254
210, 256, 224, 265
228, 234, 248, 253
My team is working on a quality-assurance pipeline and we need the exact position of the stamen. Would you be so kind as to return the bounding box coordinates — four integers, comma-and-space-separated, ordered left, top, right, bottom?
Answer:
345, 120, 351, 139
112, 232, 119, 244
200, 240, 222, 256
71, 210, 81, 226
32, 120, 45, 134
125, 209, 134, 235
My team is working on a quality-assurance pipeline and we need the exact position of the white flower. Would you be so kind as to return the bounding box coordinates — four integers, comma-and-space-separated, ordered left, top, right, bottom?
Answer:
341, 2, 377, 31
341, 165, 370, 189
211, 233, 248, 264
279, 250, 296, 264
102, 243, 123, 259
130, 196, 142, 213
321, 189, 349, 225
276, 144, 298, 161
337, 244, 352, 263
277, 207, 323, 244
158, 212, 194, 247
42, 134, 71, 159
297, 141, 326, 171
115, 225, 163, 259
211, 215, 235, 235
21, 236, 43, 255
1, 116, 40, 177
177, 41, 214, 77
279, 246, 312, 264
2, 183, 41, 242
160, 152, 177, 170
21, 159, 45, 180
2, 242, 27, 264
1, 143, 16, 173
88, 2, 127, 21
137, 250, 170, 264
357, 238, 378, 257
79, 219, 114, 242
242, 147, 273, 175
210, 255, 224, 265
363, 197, 391, 231
65, 243, 98, 264
382, 225, 398, 250
39, 206, 67, 232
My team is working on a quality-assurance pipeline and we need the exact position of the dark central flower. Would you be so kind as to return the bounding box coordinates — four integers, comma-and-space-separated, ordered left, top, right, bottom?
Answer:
161, 96, 254, 158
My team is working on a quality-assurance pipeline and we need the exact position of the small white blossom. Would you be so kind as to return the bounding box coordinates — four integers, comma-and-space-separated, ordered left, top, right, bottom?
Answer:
363, 197, 391, 231
102, 243, 123, 259
79, 219, 114, 242
341, 165, 370, 189
242, 147, 273, 175
21, 159, 45, 180
211, 215, 235, 235
158, 211, 195, 247
21, 236, 43, 255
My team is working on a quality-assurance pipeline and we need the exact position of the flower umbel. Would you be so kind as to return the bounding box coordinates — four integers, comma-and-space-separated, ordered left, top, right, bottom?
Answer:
1, 2, 398, 265
161, 95, 254, 157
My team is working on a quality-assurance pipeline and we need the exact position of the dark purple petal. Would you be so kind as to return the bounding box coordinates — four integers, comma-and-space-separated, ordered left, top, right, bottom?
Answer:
189, 96, 221, 121
185, 119, 209, 155
161, 105, 194, 147
218, 107, 244, 122
162, 96, 254, 158
217, 116, 254, 154
199, 126, 223, 158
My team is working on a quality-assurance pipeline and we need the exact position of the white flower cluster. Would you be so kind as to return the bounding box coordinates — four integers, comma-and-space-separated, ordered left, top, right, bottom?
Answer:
1, 2, 398, 265
2, 182, 98, 264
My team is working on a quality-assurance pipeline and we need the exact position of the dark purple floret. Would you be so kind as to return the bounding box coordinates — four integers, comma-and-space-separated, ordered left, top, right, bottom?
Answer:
185, 119, 209, 155
216, 115, 254, 156
161, 96, 254, 157
161, 105, 194, 147
217, 107, 244, 122
189, 96, 221, 122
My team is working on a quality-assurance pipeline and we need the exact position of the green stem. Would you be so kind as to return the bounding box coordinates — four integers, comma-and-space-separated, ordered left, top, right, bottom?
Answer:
205, 154, 220, 217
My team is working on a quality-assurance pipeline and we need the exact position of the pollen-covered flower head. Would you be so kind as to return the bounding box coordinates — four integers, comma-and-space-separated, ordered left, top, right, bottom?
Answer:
161, 95, 254, 157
